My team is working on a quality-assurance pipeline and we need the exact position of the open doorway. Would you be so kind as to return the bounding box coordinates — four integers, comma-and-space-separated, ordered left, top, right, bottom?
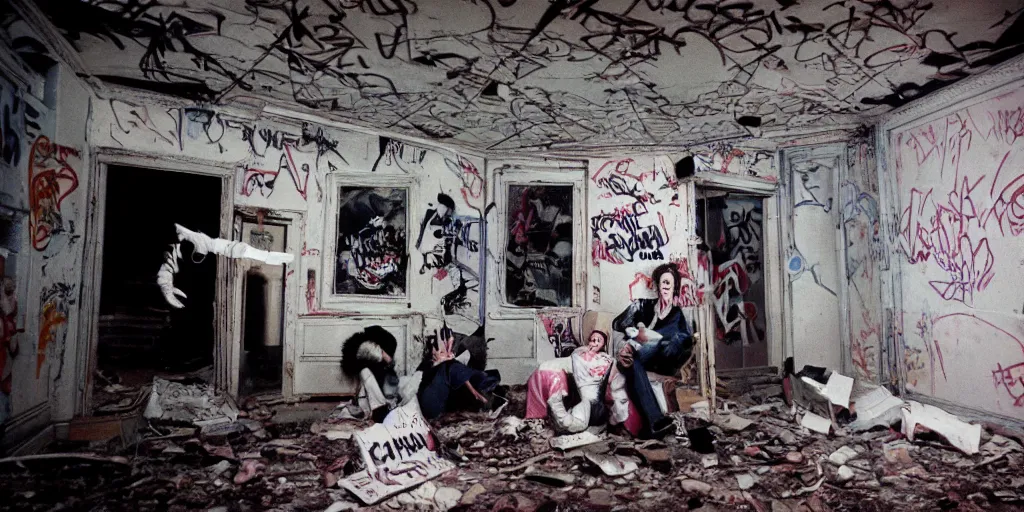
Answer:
93, 166, 221, 412
238, 218, 286, 397
696, 189, 769, 370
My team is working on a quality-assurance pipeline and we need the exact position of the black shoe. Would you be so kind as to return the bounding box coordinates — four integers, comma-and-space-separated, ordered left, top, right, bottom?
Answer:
649, 417, 676, 439
371, 406, 390, 423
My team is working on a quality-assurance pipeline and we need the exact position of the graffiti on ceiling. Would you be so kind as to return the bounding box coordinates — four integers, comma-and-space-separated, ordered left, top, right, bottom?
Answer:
29, 0, 1024, 150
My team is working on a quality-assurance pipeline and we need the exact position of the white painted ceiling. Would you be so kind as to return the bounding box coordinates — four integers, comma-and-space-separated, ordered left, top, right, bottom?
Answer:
28, 0, 1024, 150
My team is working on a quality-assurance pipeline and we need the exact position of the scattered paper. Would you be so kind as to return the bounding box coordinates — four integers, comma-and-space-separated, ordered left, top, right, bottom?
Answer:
584, 452, 638, 476
550, 431, 603, 451
849, 385, 905, 430
800, 412, 832, 434
824, 372, 854, 408
901, 401, 981, 455
714, 413, 753, 432
342, 404, 452, 505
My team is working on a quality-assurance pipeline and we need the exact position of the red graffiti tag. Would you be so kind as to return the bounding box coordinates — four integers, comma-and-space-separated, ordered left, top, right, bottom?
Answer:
28, 136, 80, 252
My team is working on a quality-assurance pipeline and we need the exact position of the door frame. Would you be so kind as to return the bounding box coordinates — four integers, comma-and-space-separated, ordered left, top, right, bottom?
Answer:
230, 208, 302, 398
694, 185, 783, 373
77, 151, 235, 415
777, 144, 852, 375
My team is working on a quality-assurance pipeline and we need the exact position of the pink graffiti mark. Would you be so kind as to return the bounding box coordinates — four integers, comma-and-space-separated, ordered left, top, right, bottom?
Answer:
433, 267, 449, 281
592, 238, 624, 265
627, 272, 653, 302
590, 159, 658, 184
28, 137, 80, 252
898, 179, 997, 306
240, 168, 278, 197
300, 242, 321, 257
672, 257, 704, 308
281, 145, 311, 200
851, 308, 880, 380
928, 313, 1024, 407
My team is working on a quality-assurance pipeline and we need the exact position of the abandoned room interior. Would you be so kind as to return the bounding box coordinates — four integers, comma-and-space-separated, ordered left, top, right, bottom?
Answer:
0, 0, 1023, 510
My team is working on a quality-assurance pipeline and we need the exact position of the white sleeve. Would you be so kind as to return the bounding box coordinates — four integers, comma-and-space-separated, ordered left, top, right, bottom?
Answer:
356, 342, 384, 362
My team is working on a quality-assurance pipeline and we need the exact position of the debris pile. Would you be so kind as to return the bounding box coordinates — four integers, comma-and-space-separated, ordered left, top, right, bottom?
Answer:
1, 368, 1023, 511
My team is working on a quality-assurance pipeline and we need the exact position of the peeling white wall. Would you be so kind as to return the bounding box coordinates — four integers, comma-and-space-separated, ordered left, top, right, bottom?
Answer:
0, 19, 92, 449
881, 68, 1024, 420
88, 94, 488, 394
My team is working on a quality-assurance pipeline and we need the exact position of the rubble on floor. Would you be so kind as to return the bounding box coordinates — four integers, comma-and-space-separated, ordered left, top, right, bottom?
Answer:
2, 375, 1023, 512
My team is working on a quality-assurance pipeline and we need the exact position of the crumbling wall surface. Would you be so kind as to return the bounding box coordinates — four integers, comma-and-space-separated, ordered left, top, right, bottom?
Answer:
0, 17, 92, 447
843, 131, 885, 383
88, 93, 487, 391
885, 80, 1024, 420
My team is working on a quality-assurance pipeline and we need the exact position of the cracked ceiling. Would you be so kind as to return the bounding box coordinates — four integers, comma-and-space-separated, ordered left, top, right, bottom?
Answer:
22, 0, 1024, 151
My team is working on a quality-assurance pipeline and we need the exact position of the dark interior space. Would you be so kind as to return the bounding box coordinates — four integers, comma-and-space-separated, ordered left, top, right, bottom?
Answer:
95, 167, 221, 405
241, 267, 284, 396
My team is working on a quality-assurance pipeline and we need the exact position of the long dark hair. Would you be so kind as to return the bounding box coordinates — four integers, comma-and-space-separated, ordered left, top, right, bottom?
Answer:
340, 326, 398, 377
651, 263, 681, 298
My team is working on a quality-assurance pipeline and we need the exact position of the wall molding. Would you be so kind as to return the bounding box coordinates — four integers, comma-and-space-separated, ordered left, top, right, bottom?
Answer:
881, 53, 1024, 132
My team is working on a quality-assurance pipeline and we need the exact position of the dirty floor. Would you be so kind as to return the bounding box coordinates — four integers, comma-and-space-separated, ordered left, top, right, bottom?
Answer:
1, 387, 1022, 511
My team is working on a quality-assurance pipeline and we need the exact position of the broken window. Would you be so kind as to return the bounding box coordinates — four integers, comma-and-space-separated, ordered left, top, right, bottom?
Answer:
334, 186, 409, 297
504, 184, 574, 307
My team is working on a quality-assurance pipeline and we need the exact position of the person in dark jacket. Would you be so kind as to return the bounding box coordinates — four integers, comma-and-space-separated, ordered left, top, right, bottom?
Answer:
417, 324, 502, 420
613, 263, 694, 438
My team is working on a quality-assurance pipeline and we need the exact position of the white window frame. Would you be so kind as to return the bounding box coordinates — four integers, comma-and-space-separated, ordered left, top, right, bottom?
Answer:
321, 173, 418, 309
490, 165, 587, 318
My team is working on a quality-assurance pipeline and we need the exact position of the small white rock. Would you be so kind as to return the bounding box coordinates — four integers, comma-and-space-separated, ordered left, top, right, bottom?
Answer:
837, 465, 855, 482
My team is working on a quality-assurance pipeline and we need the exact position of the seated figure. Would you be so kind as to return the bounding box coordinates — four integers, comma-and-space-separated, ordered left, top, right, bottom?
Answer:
417, 325, 503, 420
613, 263, 694, 439
547, 330, 614, 433
340, 326, 401, 423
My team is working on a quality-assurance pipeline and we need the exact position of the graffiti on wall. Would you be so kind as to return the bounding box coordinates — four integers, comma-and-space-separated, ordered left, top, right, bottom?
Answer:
698, 196, 767, 351
335, 187, 408, 296
37, 282, 75, 380
691, 143, 776, 180
0, 275, 21, 426
109, 99, 345, 202
240, 168, 279, 198
895, 95, 1024, 307
540, 314, 580, 358
416, 192, 482, 318
41, 0, 1024, 150
28, 136, 80, 252
0, 77, 25, 168
590, 159, 672, 265
892, 87, 1024, 417
506, 185, 573, 307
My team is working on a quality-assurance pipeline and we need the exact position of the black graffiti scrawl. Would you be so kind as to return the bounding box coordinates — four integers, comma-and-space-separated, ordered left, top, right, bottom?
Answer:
335, 187, 408, 296
27, 0, 1024, 150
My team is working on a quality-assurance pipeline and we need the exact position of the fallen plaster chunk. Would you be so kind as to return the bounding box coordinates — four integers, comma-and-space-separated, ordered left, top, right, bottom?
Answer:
714, 413, 754, 432
584, 452, 638, 476
736, 473, 756, 490
550, 430, 603, 451
523, 467, 577, 486
827, 446, 859, 466
837, 465, 855, 482
800, 412, 832, 434
143, 378, 239, 426
901, 401, 981, 455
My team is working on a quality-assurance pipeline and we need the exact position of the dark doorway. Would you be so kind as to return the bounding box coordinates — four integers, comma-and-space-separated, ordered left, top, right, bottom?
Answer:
94, 167, 221, 411
239, 220, 286, 396
696, 190, 769, 370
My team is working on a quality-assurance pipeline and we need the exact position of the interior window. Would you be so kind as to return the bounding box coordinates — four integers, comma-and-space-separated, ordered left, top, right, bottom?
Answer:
505, 184, 574, 307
